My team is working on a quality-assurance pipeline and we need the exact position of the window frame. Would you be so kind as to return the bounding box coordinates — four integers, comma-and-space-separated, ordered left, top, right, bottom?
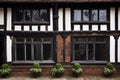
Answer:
71, 36, 109, 64
12, 8, 50, 25
71, 8, 110, 24
12, 37, 54, 64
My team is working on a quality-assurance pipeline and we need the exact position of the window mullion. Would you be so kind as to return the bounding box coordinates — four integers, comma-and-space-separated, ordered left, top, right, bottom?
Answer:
24, 39, 26, 61
81, 9, 83, 21
51, 39, 53, 60
31, 38, 34, 61
41, 39, 43, 61
23, 10, 25, 22
86, 43, 88, 61
93, 43, 95, 61
14, 39, 17, 61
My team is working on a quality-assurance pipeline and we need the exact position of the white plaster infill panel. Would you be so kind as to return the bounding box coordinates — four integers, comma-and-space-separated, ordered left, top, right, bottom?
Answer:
110, 36, 115, 63
118, 7, 120, 30
14, 25, 21, 31
82, 25, 89, 31
32, 25, 38, 31
74, 25, 80, 31
0, 8, 4, 25
24, 25, 29, 31
7, 36, 12, 62
58, 8, 63, 31
110, 7, 115, 31
48, 8, 53, 31
65, 8, 71, 31
40, 25, 46, 31
7, 8, 12, 30
100, 25, 107, 31
92, 25, 98, 31
118, 37, 120, 62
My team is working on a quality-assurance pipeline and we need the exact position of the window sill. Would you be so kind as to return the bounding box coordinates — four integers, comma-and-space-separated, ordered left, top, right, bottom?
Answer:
12, 60, 55, 64
13, 22, 50, 25
71, 61, 108, 65
72, 21, 110, 24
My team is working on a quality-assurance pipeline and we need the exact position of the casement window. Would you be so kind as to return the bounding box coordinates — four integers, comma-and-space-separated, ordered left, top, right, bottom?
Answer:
13, 37, 53, 63
72, 9, 108, 23
72, 36, 109, 63
13, 9, 49, 24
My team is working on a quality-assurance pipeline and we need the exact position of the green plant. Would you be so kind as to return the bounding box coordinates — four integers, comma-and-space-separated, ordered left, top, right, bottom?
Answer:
0, 64, 12, 77
72, 63, 83, 77
51, 63, 64, 77
103, 63, 116, 76
30, 63, 42, 77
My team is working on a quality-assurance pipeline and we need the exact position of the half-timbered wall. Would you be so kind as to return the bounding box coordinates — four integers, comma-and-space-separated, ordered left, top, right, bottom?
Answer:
5, 6, 120, 63
5, 7, 118, 32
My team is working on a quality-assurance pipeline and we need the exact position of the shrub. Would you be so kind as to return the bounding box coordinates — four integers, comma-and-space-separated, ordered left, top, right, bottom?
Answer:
30, 63, 42, 77
51, 63, 64, 77
72, 63, 83, 77
0, 64, 12, 78
104, 63, 116, 76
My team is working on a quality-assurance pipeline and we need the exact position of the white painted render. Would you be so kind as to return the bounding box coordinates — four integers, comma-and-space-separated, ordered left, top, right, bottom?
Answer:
110, 36, 115, 62
118, 37, 120, 62
24, 25, 29, 31
82, 25, 89, 31
7, 8, 12, 30
48, 8, 53, 31
100, 25, 107, 31
40, 25, 46, 31
92, 25, 98, 31
110, 8, 115, 31
32, 25, 38, 31
14, 25, 21, 31
7, 36, 12, 62
0, 8, 4, 25
74, 25, 80, 31
65, 8, 71, 31
58, 8, 63, 31
118, 7, 120, 30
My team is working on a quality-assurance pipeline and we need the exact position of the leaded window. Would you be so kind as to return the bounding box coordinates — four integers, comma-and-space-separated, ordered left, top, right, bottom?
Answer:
72, 9, 108, 22
13, 9, 49, 23
13, 37, 53, 63
72, 36, 109, 63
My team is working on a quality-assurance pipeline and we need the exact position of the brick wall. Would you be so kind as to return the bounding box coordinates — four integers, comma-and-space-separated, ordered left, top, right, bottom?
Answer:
10, 66, 120, 77
56, 35, 71, 62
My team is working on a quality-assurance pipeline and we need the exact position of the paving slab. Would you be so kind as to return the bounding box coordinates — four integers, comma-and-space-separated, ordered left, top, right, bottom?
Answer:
0, 76, 120, 80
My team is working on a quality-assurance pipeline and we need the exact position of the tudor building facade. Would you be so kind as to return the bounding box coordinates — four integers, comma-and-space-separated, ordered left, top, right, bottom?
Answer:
0, 0, 120, 66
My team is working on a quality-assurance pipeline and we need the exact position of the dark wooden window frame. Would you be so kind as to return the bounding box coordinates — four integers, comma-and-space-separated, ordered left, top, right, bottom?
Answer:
71, 36, 109, 64
12, 8, 50, 25
71, 8, 110, 24
71, 8, 110, 31
12, 37, 54, 64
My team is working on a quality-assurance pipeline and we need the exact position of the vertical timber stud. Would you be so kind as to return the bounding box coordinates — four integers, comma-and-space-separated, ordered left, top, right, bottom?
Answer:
53, 3, 58, 63
114, 7, 119, 65
114, 35, 119, 65
61, 34, 67, 64
3, 7, 7, 63
53, 3, 58, 31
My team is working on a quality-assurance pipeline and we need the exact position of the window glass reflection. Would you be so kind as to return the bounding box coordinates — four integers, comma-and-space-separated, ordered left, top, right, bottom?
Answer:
73, 10, 81, 21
